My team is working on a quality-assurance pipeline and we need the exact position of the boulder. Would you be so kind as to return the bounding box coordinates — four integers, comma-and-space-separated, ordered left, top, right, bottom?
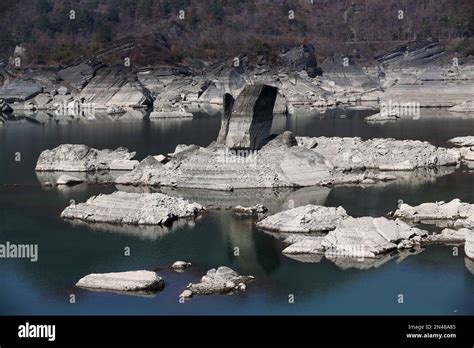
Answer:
448, 136, 474, 147
56, 174, 83, 186
76, 270, 164, 292
106, 105, 126, 115
232, 204, 268, 218
183, 266, 254, 296
217, 84, 278, 150
256, 204, 348, 233
61, 191, 206, 225
35, 144, 136, 172
171, 261, 192, 271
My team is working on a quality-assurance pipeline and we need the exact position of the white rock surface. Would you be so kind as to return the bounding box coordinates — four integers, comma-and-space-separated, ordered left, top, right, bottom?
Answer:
448, 100, 474, 113
426, 228, 469, 244
232, 204, 268, 217
171, 261, 192, 271
394, 199, 474, 228
466, 229, 474, 259
61, 191, 205, 225
56, 174, 83, 186
256, 204, 348, 233
184, 266, 254, 296
76, 270, 164, 292
36, 144, 136, 172
296, 136, 460, 171
448, 136, 474, 147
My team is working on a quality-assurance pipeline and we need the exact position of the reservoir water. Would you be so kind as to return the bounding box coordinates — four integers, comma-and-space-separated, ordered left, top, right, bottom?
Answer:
0, 109, 473, 315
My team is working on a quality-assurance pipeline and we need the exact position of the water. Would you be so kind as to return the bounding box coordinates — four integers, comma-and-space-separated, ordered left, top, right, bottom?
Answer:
0, 109, 473, 315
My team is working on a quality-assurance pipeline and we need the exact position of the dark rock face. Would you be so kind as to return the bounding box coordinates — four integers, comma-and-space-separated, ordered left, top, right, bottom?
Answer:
57, 58, 104, 90
375, 40, 447, 68
218, 84, 278, 150
279, 44, 321, 78
216, 93, 235, 144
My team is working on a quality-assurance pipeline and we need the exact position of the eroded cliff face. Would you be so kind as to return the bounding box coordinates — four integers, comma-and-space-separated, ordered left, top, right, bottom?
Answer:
217, 84, 278, 150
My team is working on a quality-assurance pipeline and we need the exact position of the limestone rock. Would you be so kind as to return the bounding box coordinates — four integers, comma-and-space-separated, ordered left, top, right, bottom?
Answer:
448, 136, 474, 147
76, 270, 164, 292
448, 101, 474, 113
256, 204, 348, 233
106, 105, 126, 115
466, 230, 474, 259
426, 228, 469, 244
35, 144, 136, 172
297, 136, 460, 171
171, 261, 192, 271
394, 199, 474, 228
218, 84, 278, 150
56, 174, 83, 186
232, 204, 268, 218
184, 266, 254, 296
0, 80, 42, 102
61, 191, 206, 226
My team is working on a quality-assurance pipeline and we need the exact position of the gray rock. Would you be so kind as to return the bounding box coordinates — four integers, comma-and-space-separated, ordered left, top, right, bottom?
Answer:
466, 230, 474, 259
217, 84, 278, 150
57, 58, 104, 90
106, 105, 126, 115
36, 144, 136, 172
232, 204, 268, 218
171, 261, 192, 271
0, 98, 12, 113
76, 270, 164, 292
184, 266, 254, 296
297, 136, 460, 171
56, 174, 83, 186
426, 228, 469, 244
0, 80, 42, 102
256, 204, 348, 233
61, 191, 205, 225
448, 101, 474, 113
279, 44, 321, 78
394, 199, 474, 229
448, 136, 474, 147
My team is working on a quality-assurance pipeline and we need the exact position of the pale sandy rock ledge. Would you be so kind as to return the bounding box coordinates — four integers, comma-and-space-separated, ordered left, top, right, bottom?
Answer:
296, 136, 460, 171
76, 270, 164, 292
448, 101, 474, 113
448, 136, 474, 147
180, 266, 254, 298
393, 199, 474, 229
36, 144, 138, 172
61, 191, 205, 225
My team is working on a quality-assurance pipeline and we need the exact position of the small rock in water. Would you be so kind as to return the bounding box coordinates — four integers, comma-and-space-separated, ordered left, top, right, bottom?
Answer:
180, 289, 193, 298
232, 204, 268, 218
76, 270, 164, 292
56, 174, 83, 186
171, 261, 192, 271
183, 266, 254, 297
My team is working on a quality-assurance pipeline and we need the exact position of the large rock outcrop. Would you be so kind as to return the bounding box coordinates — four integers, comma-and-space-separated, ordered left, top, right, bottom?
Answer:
216, 84, 278, 150
76, 270, 164, 292
61, 191, 206, 225
297, 136, 460, 171
35, 144, 138, 172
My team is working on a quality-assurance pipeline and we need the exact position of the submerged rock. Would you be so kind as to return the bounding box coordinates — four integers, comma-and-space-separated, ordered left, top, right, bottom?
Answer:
35, 144, 137, 172
364, 110, 399, 122
183, 266, 254, 296
232, 204, 268, 218
393, 199, 474, 228
256, 204, 348, 233
76, 270, 164, 292
56, 174, 83, 186
61, 191, 205, 225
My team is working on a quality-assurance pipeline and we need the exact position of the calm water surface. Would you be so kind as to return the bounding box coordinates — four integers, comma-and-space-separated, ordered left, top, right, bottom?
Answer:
0, 109, 473, 315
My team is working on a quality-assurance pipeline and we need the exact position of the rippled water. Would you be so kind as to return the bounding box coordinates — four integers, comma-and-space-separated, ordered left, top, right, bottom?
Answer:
0, 109, 473, 315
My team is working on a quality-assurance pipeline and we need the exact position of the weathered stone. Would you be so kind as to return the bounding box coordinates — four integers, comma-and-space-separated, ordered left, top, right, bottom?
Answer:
0, 98, 12, 113
56, 174, 83, 186
218, 84, 278, 150
448, 101, 474, 113
106, 105, 126, 115
448, 136, 474, 147
61, 191, 205, 226
232, 204, 268, 218
466, 230, 474, 259
76, 270, 164, 292
171, 261, 192, 271
297, 136, 460, 171
184, 266, 254, 296
36, 144, 136, 172
57, 58, 104, 90
0, 80, 42, 102
256, 204, 348, 233
364, 110, 399, 122
394, 199, 474, 229
426, 228, 469, 244
216, 93, 235, 144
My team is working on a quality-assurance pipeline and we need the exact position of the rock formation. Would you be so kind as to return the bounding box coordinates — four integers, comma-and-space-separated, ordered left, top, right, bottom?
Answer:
216, 84, 278, 150
56, 174, 83, 186
448, 101, 474, 113
232, 204, 268, 218
76, 270, 164, 292
393, 199, 474, 229
181, 266, 254, 297
61, 191, 206, 225
35, 144, 138, 172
